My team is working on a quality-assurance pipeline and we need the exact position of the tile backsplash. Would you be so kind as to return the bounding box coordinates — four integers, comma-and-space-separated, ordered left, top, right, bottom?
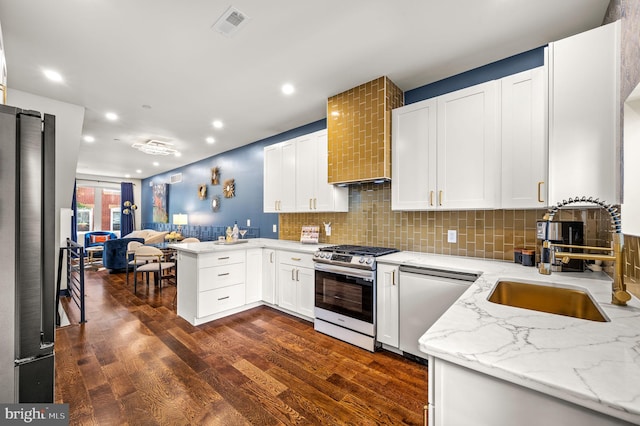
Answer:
280, 182, 616, 263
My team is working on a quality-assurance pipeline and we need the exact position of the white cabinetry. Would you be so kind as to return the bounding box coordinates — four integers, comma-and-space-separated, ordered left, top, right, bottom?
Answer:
548, 21, 620, 204
265, 130, 348, 214
262, 249, 277, 304
501, 67, 548, 208
428, 357, 630, 426
277, 251, 315, 319
376, 263, 399, 348
295, 130, 348, 212
392, 81, 499, 210
177, 250, 247, 325
245, 248, 262, 304
264, 140, 296, 212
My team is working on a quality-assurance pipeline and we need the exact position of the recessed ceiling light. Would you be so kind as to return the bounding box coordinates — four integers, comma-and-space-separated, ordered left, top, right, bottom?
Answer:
83, 135, 95, 143
125, 174, 131, 178
105, 112, 118, 121
43, 69, 63, 82
206, 137, 215, 144
174, 152, 182, 157
282, 83, 295, 95
136, 169, 142, 174
153, 162, 159, 166
212, 120, 223, 129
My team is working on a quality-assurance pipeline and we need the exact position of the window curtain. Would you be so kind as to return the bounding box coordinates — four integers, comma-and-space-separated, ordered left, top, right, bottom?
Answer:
71, 180, 78, 242
121, 182, 135, 236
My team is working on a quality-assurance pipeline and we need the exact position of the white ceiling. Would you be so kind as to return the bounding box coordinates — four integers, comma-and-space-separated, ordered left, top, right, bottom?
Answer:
0, 0, 610, 179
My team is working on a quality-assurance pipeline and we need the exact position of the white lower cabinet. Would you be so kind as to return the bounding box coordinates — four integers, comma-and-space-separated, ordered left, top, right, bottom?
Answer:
428, 356, 632, 426
376, 263, 399, 348
277, 251, 315, 319
262, 249, 277, 304
177, 250, 247, 325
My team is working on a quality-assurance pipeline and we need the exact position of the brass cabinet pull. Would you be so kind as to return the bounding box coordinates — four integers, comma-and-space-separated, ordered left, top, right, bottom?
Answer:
291, 257, 301, 261
309, 198, 313, 210
429, 190, 434, 206
537, 181, 545, 203
439, 190, 443, 206
391, 270, 396, 285
314, 198, 317, 209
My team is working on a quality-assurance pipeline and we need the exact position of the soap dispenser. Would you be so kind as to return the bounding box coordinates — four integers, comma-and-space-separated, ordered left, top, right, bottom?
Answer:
232, 221, 239, 241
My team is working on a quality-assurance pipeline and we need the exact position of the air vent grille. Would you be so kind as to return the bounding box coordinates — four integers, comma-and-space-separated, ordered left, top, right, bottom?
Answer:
170, 173, 183, 184
212, 6, 250, 37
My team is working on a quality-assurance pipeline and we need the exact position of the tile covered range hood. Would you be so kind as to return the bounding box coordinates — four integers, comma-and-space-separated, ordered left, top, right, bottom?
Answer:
327, 76, 404, 184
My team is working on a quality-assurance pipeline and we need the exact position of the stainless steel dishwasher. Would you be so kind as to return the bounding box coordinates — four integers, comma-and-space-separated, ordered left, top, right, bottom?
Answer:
398, 265, 479, 360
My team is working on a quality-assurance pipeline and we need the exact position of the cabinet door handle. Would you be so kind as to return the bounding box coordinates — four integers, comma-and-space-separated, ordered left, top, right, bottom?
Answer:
392, 270, 395, 285
218, 256, 230, 260
537, 181, 545, 203
291, 257, 301, 261
270, 252, 274, 263
218, 296, 230, 301
218, 272, 229, 277
296, 269, 300, 281
291, 269, 295, 280
439, 190, 443, 206
314, 198, 317, 209
429, 190, 434, 206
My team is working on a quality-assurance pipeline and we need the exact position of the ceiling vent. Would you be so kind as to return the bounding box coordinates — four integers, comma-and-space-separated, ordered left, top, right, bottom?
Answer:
170, 173, 183, 184
211, 6, 250, 37
131, 139, 178, 156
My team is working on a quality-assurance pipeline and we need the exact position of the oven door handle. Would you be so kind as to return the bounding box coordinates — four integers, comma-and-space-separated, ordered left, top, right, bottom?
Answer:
314, 262, 375, 281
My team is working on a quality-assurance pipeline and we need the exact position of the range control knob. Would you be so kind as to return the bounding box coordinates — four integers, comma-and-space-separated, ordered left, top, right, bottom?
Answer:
314, 251, 320, 257
365, 258, 373, 265
358, 257, 366, 263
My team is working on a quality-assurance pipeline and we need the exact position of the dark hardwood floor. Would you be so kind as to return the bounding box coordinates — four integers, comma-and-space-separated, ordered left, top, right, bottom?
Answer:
57, 268, 428, 425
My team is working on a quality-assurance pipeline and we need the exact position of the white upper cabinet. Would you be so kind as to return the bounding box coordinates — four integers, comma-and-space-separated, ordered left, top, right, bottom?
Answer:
295, 130, 348, 212
266, 130, 347, 214
501, 67, 548, 208
392, 80, 499, 210
548, 21, 620, 205
392, 98, 437, 210
264, 140, 296, 212
437, 81, 499, 209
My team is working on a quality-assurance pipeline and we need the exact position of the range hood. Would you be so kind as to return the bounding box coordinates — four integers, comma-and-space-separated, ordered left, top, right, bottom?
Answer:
327, 76, 403, 184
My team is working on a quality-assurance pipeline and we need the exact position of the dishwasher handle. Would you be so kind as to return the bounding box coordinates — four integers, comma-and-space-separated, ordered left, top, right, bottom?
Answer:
399, 265, 480, 282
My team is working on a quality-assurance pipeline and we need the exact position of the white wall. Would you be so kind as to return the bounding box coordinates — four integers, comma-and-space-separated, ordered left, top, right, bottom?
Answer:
7, 89, 85, 283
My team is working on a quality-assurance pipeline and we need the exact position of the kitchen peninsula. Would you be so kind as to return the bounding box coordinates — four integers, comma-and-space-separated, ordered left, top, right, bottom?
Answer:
378, 251, 640, 425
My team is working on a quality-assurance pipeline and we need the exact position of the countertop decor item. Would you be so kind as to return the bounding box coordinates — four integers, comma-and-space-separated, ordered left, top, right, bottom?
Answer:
223, 179, 235, 198
198, 184, 207, 200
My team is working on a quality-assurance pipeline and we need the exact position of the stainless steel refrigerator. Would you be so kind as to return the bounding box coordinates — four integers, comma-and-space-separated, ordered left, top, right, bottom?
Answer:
0, 104, 56, 403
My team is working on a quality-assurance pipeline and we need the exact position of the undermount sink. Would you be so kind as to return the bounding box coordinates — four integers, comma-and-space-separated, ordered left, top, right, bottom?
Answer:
487, 280, 609, 322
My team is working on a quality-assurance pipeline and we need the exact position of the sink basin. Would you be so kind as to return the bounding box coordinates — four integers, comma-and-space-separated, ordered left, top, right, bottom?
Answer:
487, 280, 609, 322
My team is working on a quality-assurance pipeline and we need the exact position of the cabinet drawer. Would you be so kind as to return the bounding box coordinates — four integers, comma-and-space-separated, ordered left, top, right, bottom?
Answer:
278, 251, 314, 269
198, 284, 246, 317
199, 263, 245, 292
199, 251, 245, 268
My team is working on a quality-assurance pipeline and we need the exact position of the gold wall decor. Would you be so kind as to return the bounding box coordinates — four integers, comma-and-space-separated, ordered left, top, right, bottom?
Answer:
211, 167, 220, 185
223, 179, 235, 198
198, 184, 207, 200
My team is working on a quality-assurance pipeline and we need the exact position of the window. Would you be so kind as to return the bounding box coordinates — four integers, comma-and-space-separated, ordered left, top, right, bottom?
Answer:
76, 185, 121, 233
110, 208, 121, 231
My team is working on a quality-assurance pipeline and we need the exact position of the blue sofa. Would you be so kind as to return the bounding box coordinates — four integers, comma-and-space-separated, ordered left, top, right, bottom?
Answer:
102, 237, 145, 272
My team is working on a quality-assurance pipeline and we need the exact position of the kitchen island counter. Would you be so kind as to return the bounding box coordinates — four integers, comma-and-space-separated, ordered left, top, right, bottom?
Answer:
377, 251, 640, 424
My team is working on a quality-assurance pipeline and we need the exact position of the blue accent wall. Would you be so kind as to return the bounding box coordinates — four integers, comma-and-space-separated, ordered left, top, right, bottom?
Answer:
141, 47, 545, 239
141, 119, 326, 240
405, 47, 545, 105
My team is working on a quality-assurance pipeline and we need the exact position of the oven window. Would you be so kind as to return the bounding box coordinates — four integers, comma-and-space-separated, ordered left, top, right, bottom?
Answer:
315, 270, 373, 323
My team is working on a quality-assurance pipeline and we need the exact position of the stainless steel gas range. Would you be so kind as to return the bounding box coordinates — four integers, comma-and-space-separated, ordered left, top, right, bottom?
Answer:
313, 245, 399, 352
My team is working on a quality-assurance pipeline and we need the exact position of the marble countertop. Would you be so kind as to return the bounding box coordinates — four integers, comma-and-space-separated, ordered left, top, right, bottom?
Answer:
378, 252, 640, 424
169, 238, 329, 255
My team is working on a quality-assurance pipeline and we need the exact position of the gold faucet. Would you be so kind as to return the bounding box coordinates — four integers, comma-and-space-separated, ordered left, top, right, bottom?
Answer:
538, 197, 631, 306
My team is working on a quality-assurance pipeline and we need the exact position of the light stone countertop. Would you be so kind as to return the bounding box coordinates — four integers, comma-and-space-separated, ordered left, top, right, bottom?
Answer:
377, 251, 640, 424
169, 238, 330, 255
